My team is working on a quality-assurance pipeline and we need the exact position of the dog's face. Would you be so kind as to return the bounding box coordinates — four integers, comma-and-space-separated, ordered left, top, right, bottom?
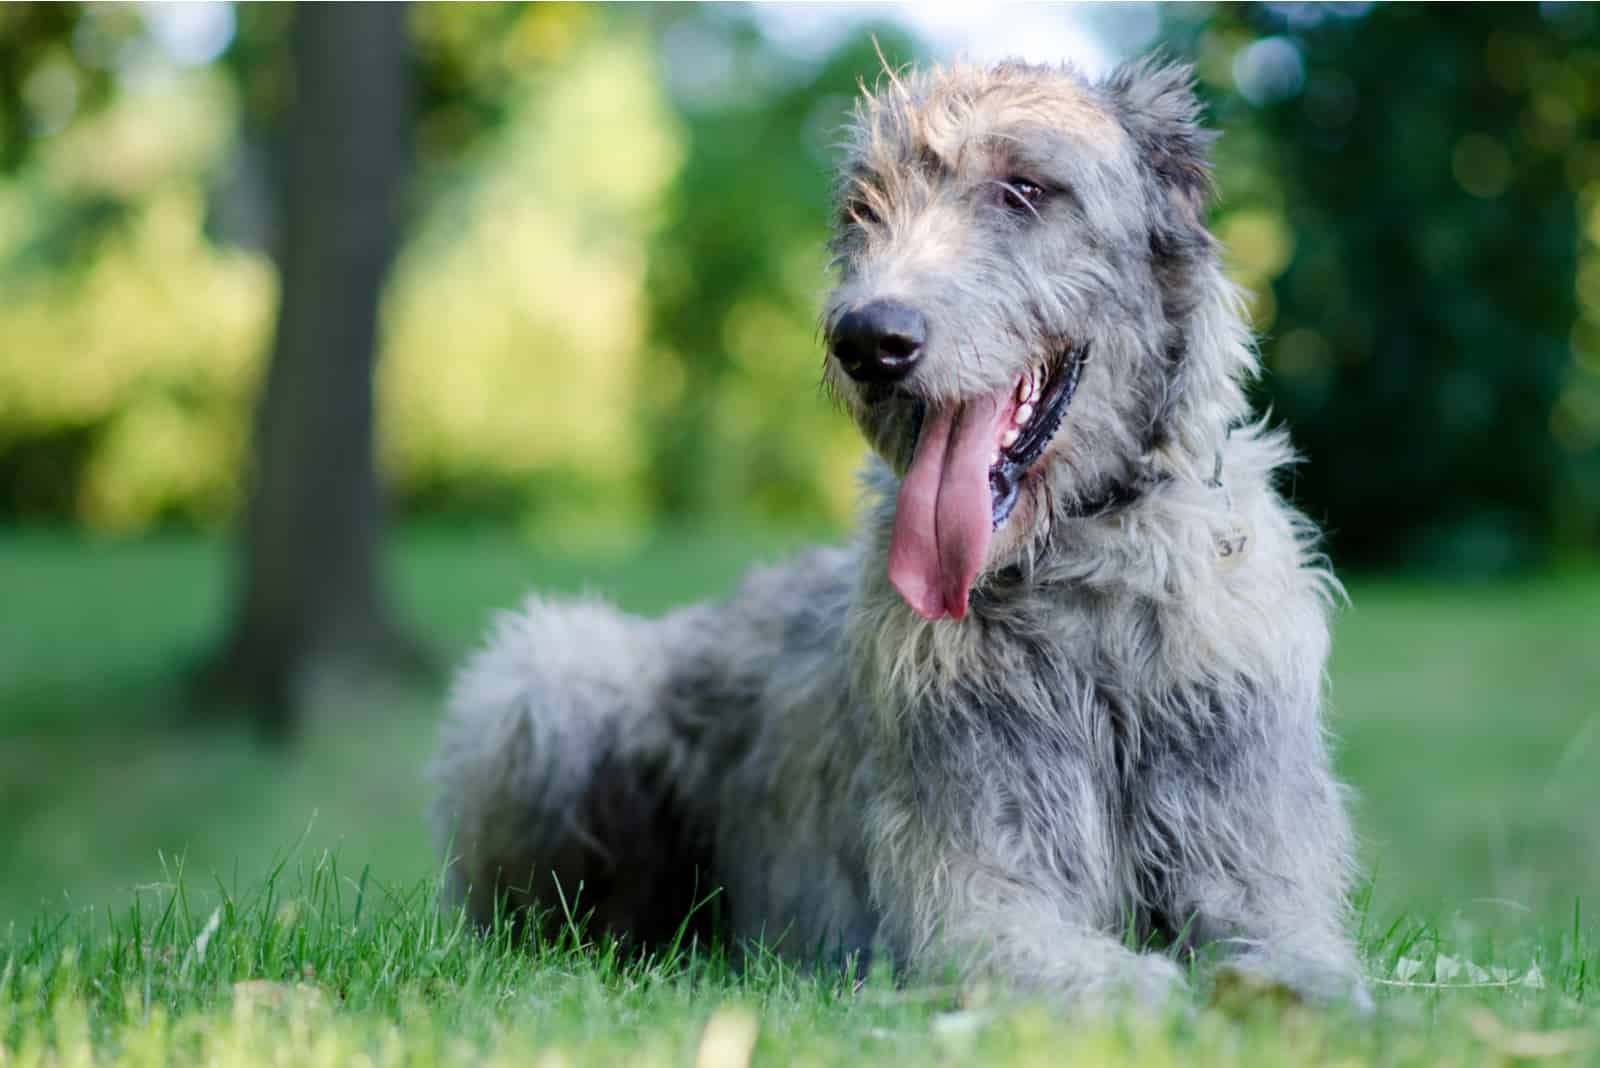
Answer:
823, 60, 1224, 620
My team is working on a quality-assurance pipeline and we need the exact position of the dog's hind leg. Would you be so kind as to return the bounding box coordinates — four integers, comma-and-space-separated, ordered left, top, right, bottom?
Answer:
431, 596, 713, 948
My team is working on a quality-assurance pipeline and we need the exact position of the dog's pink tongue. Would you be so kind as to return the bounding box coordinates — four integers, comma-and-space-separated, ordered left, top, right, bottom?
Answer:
888, 395, 1006, 620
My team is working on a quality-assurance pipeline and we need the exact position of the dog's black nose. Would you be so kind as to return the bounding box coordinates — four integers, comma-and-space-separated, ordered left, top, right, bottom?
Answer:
831, 301, 927, 384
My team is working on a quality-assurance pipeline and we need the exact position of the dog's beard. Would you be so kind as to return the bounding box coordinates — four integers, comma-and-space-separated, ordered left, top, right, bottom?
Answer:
885, 344, 1085, 620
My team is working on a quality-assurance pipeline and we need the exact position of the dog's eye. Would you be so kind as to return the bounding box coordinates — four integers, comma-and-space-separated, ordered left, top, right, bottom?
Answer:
1001, 178, 1046, 215
842, 197, 880, 228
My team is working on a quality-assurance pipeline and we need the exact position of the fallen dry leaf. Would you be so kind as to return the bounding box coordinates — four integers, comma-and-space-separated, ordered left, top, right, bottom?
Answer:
231, 980, 324, 1010
695, 1005, 760, 1068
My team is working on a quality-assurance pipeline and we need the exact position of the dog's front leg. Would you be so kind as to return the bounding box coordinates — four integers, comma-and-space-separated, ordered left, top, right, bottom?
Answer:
1133, 710, 1373, 1012
866, 782, 1186, 1008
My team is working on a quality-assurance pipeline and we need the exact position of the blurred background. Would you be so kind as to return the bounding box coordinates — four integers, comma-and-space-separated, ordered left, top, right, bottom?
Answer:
1, 3, 1596, 946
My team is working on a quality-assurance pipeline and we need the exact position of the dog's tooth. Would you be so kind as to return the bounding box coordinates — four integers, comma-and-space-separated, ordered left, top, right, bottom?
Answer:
1001, 427, 1019, 447
1015, 402, 1034, 426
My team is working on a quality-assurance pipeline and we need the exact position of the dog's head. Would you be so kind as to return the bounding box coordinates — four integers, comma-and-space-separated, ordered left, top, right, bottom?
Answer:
824, 58, 1252, 620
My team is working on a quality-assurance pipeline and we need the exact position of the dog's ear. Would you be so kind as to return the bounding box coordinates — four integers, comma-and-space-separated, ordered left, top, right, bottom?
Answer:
1103, 59, 1228, 453
1102, 59, 1216, 228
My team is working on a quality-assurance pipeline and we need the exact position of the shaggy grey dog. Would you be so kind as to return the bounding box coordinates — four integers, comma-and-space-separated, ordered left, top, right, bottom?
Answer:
433, 58, 1370, 1010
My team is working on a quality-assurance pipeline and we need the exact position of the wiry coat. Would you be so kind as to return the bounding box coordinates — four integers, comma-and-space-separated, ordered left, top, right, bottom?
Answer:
433, 58, 1369, 1009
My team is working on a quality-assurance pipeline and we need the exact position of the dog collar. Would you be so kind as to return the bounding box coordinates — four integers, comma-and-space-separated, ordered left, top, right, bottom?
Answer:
1059, 441, 1227, 521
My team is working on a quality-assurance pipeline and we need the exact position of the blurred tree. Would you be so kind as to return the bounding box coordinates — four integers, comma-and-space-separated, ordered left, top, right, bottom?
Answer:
0, 3, 597, 730
199, 3, 423, 733
1165, 4, 1600, 571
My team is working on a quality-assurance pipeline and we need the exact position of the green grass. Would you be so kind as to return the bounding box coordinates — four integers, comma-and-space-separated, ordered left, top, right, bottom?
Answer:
0, 853, 1591, 1068
2, 527, 1597, 1065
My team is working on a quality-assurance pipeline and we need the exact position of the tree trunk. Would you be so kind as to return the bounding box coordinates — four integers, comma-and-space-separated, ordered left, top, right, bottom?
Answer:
199, 3, 426, 736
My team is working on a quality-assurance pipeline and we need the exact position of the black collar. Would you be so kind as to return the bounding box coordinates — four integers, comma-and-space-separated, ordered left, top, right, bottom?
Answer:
1059, 470, 1170, 519
1058, 442, 1226, 520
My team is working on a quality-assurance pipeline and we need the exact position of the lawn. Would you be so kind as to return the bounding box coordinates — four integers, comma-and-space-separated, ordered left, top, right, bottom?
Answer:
2, 527, 1597, 1065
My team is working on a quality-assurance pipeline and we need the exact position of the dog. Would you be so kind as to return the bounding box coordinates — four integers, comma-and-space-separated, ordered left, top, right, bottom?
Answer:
432, 57, 1370, 1011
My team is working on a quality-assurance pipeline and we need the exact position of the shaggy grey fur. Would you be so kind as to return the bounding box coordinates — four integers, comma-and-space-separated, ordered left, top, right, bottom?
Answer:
432, 58, 1370, 1011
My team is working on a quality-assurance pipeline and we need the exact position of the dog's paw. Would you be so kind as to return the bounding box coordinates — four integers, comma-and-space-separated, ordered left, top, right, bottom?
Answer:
965, 954, 1185, 1014
1070, 952, 1187, 1013
1124, 953, 1189, 1005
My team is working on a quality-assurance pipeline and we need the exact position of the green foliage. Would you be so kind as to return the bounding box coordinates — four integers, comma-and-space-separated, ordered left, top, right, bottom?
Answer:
1, 859, 1595, 1066
1169, 4, 1600, 571
0, 5, 122, 170
0, 6, 1596, 570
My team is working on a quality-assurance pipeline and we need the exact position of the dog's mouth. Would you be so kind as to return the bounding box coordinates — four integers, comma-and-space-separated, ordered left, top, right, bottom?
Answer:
888, 343, 1087, 621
